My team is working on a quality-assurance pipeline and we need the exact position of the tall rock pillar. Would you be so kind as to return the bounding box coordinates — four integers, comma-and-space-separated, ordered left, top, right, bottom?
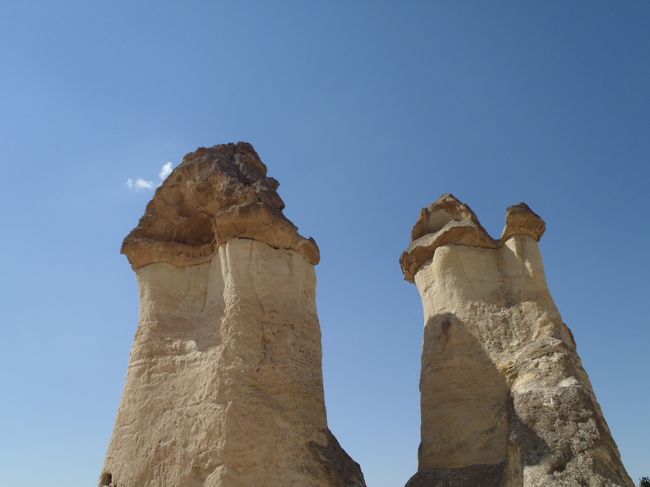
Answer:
101, 142, 365, 487
400, 194, 632, 487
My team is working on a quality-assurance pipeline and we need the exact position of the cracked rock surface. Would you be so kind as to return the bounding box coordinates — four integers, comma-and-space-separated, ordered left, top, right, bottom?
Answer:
402, 194, 633, 487
100, 143, 364, 487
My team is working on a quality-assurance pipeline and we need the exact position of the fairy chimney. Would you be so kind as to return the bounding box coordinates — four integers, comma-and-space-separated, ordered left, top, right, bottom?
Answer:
100, 142, 365, 487
400, 194, 633, 487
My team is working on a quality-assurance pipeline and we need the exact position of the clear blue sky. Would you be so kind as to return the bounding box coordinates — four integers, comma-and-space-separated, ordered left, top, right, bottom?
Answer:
1, 1, 648, 485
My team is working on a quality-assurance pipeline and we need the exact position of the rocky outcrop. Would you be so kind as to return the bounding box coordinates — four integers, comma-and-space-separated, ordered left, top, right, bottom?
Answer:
101, 142, 365, 487
401, 194, 633, 487
121, 142, 319, 269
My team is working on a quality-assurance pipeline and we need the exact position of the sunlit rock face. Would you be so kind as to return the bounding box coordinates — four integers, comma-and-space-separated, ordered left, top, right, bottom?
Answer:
100, 142, 365, 487
401, 194, 633, 487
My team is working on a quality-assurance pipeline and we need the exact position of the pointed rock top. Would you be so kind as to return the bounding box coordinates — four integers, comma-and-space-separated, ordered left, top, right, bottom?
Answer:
400, 194, 545, 282
122, 142, 319, 269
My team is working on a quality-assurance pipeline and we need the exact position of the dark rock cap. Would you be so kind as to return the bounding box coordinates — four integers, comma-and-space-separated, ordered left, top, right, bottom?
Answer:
400, 194, 545, 282
122, 142, 319, 269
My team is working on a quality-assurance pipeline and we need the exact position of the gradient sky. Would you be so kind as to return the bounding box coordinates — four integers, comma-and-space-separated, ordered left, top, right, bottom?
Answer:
1, 1, 649, 486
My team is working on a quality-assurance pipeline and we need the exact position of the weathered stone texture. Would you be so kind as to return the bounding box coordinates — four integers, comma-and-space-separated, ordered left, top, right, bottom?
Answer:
101, 143, 364, 487
122, 142, 319, 270
402, 194, 633, 487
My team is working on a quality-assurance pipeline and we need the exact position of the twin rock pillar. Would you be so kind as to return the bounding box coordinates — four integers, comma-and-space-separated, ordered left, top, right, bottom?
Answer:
400, 194, 633, 487
101, 143, 632, 487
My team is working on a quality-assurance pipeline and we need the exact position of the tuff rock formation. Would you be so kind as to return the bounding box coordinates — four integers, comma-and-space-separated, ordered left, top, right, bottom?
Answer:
101, 142, 365, 487
400, 194, 633, 487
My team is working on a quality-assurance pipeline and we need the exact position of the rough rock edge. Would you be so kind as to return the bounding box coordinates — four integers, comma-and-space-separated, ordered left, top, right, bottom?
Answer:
400, 194, 545, 282
308, 429, 367, 487
122, 142, 320, 269
404, 462, 506, 487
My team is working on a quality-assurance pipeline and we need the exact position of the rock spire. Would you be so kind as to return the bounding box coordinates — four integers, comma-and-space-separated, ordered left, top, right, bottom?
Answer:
401, 194, 633, 487
101, 142, 365, 487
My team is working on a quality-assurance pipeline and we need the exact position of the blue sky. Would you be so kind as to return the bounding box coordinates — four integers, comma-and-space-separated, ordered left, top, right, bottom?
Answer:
1, 1, 649, 485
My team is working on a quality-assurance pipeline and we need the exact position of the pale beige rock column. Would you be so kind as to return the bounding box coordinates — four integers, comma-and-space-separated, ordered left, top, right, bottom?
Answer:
400, 195, 633, 487
100, 143, 365, 487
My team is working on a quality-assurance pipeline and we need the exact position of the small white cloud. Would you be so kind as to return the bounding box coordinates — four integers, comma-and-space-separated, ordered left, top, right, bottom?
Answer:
135, 178, 154, 189
127, 160, 175, 191
126, 177, 154, 190
159, 162, 173, 181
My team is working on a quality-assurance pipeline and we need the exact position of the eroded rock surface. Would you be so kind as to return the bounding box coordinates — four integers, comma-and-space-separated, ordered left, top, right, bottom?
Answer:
402, 194, 633, 487
122, 142, 319, 270
101, 142, 364, 487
